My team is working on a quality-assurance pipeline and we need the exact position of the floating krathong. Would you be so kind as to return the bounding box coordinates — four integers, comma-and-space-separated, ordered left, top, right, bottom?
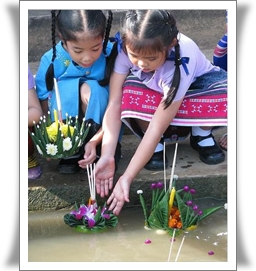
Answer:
137, 143, 225, 237
64, 163, 118, 233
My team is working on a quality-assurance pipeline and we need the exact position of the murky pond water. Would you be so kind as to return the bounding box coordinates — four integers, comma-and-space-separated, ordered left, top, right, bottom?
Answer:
28, 198, 228, 265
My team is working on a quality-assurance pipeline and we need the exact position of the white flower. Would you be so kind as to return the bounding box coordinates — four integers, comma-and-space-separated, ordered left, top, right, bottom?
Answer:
137, 190, 143, 194
63, 137, 72, 151
224, 203, 228, 210
36, 145, 43, 155
173, 175, 179, 181
46, 143, 58, 155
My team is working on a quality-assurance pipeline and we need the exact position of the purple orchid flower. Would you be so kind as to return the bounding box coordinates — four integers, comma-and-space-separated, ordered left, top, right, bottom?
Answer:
71, 204, 97, 228
101, 206, 110, 219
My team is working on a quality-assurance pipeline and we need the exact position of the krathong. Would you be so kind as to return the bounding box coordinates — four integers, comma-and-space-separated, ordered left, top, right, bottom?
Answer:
137, 143, 225, 237
64, 163, 118, 233
28, 110, 91, 159
28, 77, 91, 159
63, 201, 118, 233
137, 179, 224, 236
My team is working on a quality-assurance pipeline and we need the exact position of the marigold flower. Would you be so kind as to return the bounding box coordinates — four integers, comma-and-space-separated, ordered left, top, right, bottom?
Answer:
168, 218, 178, 228
176, 221, 182, 229
60, 124, 74, 138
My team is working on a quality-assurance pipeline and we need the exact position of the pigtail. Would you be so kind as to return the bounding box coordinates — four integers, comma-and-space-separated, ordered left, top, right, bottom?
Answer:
102, 10, 113, 55
45, 10, 57, 91
162, 22, 181, 109
99, 10, 118, 86
163, 42, 181, 109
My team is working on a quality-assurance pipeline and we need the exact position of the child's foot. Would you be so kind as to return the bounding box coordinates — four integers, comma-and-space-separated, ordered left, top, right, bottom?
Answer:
144, 150, 168, 171
28, 165, 42, 180
190, 134, 225, 165
219, 133, 227, 151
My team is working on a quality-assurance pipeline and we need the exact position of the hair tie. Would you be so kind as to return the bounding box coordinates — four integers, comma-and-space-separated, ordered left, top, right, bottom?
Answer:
109, 32, 122, 52
167, 51, 190, 75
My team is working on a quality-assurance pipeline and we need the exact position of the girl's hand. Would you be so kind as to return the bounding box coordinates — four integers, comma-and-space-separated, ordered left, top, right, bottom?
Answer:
106, 175, 131, 215
78, 142, 97, 168
94, 156, 115, 197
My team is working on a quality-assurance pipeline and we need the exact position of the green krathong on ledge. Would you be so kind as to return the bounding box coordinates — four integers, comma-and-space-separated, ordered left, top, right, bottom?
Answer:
28, 109, 91, 159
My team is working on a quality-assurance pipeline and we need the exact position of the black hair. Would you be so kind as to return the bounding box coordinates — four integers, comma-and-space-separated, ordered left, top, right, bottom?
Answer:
45, 10, 118, 90
123, 10, 181, 109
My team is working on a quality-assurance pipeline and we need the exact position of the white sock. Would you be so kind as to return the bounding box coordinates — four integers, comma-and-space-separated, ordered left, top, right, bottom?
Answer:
192, 127, 214, 147
154, 143, 164, 152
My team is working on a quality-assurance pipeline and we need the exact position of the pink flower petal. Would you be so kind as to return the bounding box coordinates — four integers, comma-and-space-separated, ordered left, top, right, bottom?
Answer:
208, 250, 214, 255
144, 239, 152, 244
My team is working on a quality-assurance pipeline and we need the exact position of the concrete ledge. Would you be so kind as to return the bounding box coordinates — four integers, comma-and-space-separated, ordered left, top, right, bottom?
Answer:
28, 129, 227, 211
28, 175, 227, 211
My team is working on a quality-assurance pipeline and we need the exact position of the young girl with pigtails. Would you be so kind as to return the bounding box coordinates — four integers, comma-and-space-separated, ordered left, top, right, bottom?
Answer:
35, 10, 121, 173
94, 10, 227, 215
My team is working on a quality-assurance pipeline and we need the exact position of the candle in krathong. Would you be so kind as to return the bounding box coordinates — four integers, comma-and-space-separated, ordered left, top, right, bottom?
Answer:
53, 78, 62, 122
168, 186, 176, 217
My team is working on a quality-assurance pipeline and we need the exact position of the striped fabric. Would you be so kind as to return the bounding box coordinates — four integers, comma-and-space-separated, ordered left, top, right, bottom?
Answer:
121, 71, 227, 128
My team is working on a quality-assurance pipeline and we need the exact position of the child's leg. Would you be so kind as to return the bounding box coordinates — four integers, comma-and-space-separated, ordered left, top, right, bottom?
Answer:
28, 128, 42, 180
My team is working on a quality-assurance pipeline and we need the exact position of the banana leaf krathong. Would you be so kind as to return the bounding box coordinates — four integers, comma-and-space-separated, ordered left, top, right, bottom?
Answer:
28, 110, 91, 159
138, 180, 224, 236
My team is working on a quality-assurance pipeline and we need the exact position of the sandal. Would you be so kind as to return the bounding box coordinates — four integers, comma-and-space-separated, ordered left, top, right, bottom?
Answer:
28, 165, 42, 180
219, 133, 227, 151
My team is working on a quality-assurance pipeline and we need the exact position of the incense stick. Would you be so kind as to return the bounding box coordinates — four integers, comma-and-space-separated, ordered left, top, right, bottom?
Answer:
86, 163, 96, 203
169, 142, 178, 190
167, 229, 176, 262
163, 141, 167, 192
174, 235, 186, 262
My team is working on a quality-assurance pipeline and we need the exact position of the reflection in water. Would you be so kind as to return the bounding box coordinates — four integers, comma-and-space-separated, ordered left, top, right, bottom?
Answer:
28, 198, 227, 263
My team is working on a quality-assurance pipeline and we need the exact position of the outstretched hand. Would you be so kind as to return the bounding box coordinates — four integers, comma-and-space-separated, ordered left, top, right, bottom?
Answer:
94, 156, 115, 198
78, 142, 97, 168
107, 175, 131, 215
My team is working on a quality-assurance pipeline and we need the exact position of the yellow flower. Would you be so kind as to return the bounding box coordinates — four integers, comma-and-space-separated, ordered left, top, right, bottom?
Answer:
60, 124, 74, 138
46, 122, 74, 142
46, 122, 58, 142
